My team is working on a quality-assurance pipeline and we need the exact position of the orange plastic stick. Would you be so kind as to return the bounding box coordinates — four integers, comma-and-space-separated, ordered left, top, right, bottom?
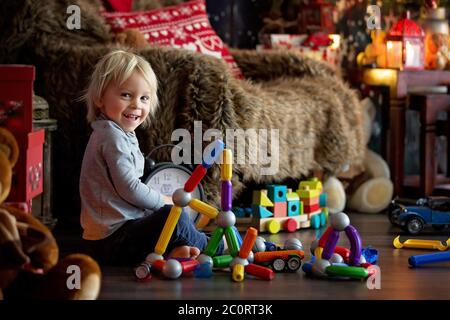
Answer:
239, 227, 258, 259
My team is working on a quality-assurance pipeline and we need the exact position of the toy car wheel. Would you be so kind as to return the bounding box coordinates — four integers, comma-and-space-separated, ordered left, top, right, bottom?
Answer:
287, 256, 301, 272
405, 217, 424, 235
272, 258, 286, 272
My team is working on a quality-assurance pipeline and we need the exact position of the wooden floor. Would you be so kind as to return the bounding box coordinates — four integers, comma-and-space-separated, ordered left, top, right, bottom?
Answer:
58, 213, 450, 300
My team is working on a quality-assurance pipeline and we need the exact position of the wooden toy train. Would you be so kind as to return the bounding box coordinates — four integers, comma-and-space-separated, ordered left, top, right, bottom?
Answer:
235, 178, 328, 234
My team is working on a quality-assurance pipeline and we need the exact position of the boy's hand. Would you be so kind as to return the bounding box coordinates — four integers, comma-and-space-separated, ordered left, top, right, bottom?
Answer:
163, 195, 173, 205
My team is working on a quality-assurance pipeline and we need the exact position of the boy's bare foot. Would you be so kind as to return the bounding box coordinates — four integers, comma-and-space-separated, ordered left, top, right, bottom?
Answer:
168, 245, 200, 259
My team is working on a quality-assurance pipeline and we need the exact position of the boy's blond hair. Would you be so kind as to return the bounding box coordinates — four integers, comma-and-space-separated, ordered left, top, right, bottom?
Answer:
84, 50, 158, 127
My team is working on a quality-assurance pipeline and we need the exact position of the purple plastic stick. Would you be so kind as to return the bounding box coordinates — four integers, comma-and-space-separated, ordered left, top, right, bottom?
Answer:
345, 225, 362, 265
221, 180, 232, 211
322, 230, 340, 260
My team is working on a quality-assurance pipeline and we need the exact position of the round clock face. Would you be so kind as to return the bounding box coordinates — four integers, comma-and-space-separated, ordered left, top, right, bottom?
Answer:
144, 165, 203, 222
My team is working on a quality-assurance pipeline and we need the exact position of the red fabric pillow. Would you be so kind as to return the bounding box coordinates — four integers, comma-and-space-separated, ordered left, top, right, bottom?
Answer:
104, 0, 133, 12
103, 0, 243, 79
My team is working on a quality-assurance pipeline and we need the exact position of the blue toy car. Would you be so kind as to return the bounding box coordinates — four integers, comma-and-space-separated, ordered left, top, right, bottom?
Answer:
388, 197, 450, 234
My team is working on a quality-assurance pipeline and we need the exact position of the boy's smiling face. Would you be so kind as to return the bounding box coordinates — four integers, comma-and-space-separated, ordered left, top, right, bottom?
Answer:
96, 71, 152, 132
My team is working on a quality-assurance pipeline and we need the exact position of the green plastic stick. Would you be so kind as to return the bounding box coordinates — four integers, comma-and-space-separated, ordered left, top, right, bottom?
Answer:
326, 265, 369, 279
225, 227, 240, 257
213, 255, 233, 268
204, 227, 224, 256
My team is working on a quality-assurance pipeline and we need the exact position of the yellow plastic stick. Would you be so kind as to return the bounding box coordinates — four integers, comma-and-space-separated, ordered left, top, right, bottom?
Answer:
232, 264, 245, 282
314, 247, 323, 259
221, 149, 233, 181
393, 236, 450, 251
154, 206, 182, 255
189, 199, 218, 219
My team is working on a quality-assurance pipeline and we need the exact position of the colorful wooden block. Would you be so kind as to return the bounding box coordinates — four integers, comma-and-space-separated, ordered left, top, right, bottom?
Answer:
255, 215, 307, 233
287, 200, 300, 216
252, 190, 273, 206
303, 203, 321, 213
302, 197, 319, 206
267, 185, 287, 202
299, 178, 323, 192
319, 193, 327, 207
284, 218, 298, 232
271, 201, 287, 218
252, 205, 273, 218
310, 214, 321, 229
300, 220, 311, 229
286, 191, 299, 201
296, 187, 320, 199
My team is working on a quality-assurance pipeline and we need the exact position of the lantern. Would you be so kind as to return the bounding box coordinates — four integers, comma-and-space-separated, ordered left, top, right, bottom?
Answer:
386, 11, 425, 70
299, 0, 335, 34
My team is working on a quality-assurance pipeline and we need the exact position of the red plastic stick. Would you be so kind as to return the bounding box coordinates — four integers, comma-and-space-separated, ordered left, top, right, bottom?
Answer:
245, 263, 275, 280
184, 165, 207, 192
318, 226, 333, 248
181, 260, 200, 273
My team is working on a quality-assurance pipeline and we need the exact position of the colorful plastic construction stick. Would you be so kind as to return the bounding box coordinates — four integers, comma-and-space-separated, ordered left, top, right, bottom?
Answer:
409, 251, 450, 267
325, 265, 369, 279
322, 230, 339, 260
184, 165, 207, 192
393, 236, 450, 251
202, 140, 225, 168
346, 225, 362, 265
221, 181, 233, 211
318, 227, 333, 248
221, 149, 233, 180
204, 227, 225, 256
180, 260, 200, 273
213, 255, 233, 268
155, 206, 182, 255
239, 227, 258, 259
232, 263, 245, 282
225, 227, 240, 257
245, 264, 275, 280
189, 199, 218, 219
254, 250, 305, 264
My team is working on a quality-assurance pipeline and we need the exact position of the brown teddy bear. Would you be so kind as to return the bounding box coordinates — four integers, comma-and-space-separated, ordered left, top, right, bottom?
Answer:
0, 128, 101, 300
115, 28, 150, 50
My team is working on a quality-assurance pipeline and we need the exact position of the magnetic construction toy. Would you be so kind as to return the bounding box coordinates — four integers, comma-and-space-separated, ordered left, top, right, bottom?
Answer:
393, 236, 450, 251
139, 139, 274, 281
302, 212, 376, 280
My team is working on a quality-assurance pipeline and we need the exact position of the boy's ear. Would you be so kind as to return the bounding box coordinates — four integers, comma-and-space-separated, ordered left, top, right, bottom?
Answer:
94, 97, 103, 109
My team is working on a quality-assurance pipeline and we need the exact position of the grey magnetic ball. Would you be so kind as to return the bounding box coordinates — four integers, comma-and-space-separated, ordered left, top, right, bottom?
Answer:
310, 239, 319, 255
216, 210, 236, 228
146, 252, 164, 264
359, 255, 366, 265
163, 259, 183, 279
172, 188, 192, 207
284, 238, 303, 251
230, 257, 249, 267
253, 237, 266, 252
247, 251, 254, 264
311, 259, 331, 277
329, 253, 344, 264
330, 212, 350, 231
197, 254, 213, 266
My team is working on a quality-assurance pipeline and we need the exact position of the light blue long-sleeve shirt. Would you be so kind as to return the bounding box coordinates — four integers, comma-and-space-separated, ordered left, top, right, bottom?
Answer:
80, 117, 164, 240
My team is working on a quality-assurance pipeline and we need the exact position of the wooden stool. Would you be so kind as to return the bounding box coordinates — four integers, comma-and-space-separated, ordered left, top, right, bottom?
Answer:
408, 92, 450, 196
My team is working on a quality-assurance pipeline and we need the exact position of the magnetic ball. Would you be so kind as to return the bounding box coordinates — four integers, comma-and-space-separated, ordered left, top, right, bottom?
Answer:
172, 189, 192, 207
329, 253, 344, 264
253, 237, 266, 252
311, 259, 331, 277
197, 254, 213, 266
216, 210, 236, 228
163, 259, 183, 279
330, 212, 350, 231
247, 251, 254, 264
146, 252, 164, 264
359, 255, 366, 265
230, 257, 249, 267
284, 238, 303, 251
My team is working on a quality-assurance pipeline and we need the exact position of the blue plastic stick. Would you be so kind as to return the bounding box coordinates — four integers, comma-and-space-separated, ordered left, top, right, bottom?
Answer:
409, 251, 450, 267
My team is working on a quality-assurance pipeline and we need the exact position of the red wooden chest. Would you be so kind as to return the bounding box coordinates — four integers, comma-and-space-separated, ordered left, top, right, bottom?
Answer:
0, 65, 44, 210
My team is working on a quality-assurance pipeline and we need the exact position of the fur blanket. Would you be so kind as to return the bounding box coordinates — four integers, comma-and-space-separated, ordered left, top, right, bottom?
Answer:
0, 0, 364, 219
